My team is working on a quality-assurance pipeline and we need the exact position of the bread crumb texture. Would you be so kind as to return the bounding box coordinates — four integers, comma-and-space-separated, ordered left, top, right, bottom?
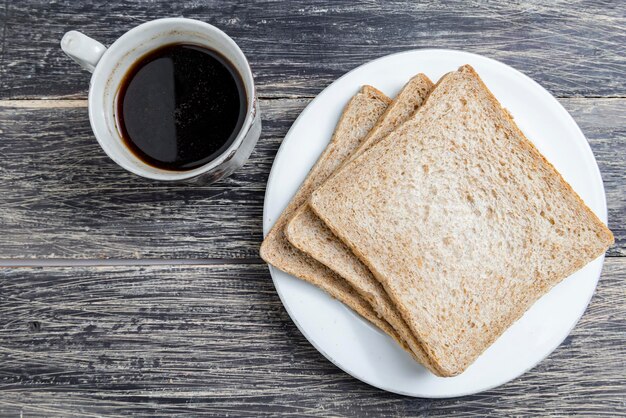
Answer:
310, 65, 613, 376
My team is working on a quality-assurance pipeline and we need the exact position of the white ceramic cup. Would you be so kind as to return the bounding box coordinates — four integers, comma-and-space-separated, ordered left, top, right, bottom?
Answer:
61, 18, 261, 183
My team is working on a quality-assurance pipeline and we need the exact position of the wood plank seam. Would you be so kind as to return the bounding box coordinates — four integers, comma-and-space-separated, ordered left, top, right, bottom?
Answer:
0, 258, 267, 267
2, 96, 626, 108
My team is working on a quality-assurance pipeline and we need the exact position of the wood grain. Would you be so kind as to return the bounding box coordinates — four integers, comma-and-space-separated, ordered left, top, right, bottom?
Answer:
0, 259, 624, 416
0, 1, 624, 415
1, 1, 625, 99
0, 98, 302, 260
0, 98, 623, 260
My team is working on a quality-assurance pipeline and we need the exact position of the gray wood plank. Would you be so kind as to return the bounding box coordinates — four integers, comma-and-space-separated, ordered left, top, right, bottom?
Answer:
1, 1, 625, 99
0, 98, 623, 260
0, 98, 303, 260
0, 259, 624, 416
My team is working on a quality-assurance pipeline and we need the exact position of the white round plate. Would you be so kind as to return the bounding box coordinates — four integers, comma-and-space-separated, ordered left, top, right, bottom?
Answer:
262, 49, 608, 397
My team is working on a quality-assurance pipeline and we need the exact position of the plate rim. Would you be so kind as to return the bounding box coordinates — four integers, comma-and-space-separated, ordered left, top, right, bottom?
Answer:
262, 48, 609, 398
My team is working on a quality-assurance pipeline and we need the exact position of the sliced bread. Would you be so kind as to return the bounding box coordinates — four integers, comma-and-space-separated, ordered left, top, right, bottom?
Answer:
310, 65, 614, 376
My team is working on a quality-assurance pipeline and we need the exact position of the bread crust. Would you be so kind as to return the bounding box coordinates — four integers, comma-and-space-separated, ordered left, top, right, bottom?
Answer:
260, 86, 404, 348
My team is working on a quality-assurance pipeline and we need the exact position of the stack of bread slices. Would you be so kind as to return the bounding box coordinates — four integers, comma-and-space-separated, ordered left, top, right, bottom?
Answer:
260, 65, 613, 377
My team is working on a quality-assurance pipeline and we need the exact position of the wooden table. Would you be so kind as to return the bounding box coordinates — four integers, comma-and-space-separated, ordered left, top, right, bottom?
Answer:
1, 1, 624, 416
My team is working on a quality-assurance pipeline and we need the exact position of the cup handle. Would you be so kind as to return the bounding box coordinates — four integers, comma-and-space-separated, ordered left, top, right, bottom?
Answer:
61, 31, 107, 73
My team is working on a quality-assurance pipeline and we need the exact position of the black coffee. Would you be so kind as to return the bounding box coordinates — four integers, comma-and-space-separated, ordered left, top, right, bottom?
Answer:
116, 43, 247, 171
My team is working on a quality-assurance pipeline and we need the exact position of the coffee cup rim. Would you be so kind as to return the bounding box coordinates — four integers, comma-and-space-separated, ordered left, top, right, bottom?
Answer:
88, 17, 258, 181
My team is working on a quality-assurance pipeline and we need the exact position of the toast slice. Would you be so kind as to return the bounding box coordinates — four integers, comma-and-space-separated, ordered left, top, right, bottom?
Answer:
260, 86, 401, 344
285, 74, 445, 374
310, 65, 614, 376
